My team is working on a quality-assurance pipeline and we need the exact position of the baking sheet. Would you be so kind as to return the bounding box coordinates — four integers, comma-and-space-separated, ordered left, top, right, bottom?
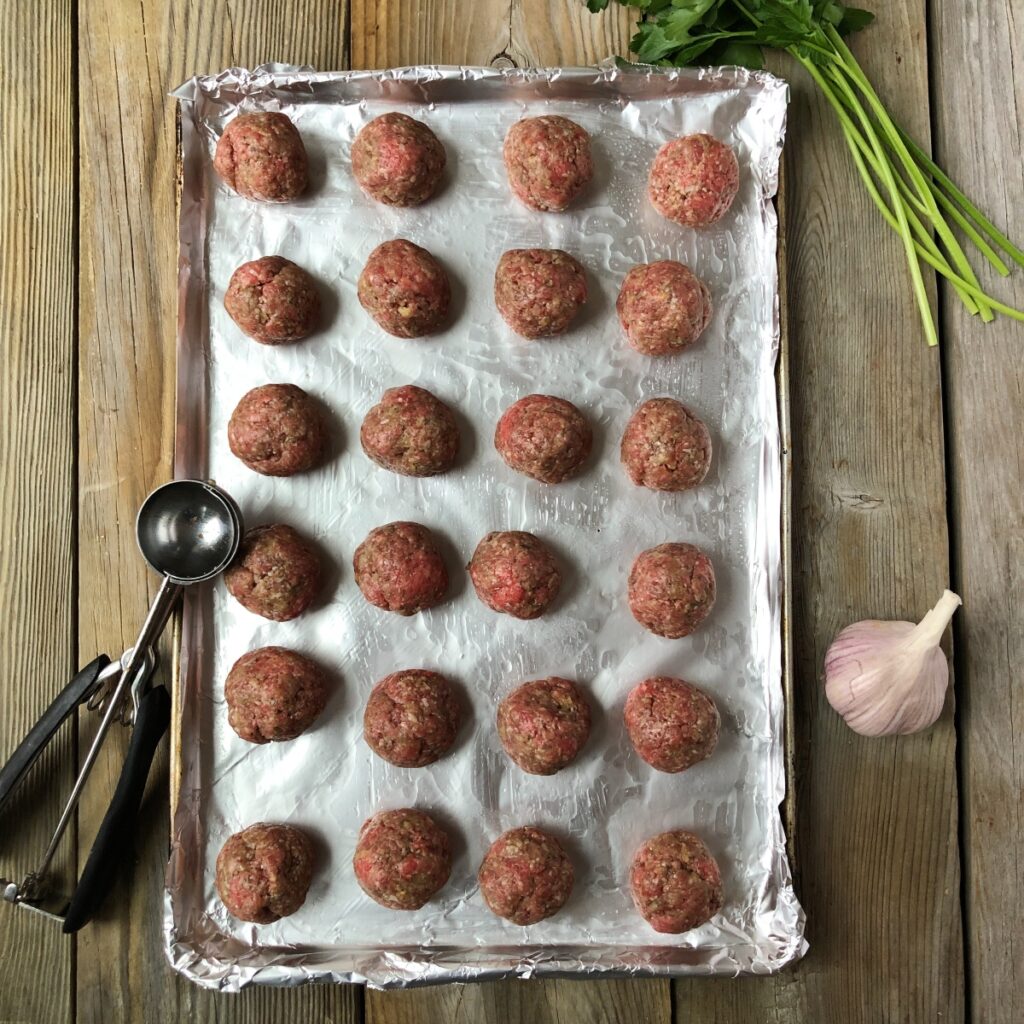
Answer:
167, 61, 801, 990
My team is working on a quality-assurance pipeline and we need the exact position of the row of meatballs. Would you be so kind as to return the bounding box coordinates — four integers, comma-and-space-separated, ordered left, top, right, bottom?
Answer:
214, 109, 739, 227
230, 385, 712, 491
224, 244, 713, 358
227, 656, 719, 776
218, 816, 721, 936
225, 522, 716, 640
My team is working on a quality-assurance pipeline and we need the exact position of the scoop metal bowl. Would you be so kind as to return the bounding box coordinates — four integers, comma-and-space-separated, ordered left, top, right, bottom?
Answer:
137, 479, 242, 583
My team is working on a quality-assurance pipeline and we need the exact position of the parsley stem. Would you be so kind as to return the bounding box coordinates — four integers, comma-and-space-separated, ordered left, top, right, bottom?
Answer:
820, 61, 988, 319
821, 25, 993, 319
895, 127, 1024, 269
799, 54, 939, 345
831, 102, 980, 314
821, 65, 1011, 276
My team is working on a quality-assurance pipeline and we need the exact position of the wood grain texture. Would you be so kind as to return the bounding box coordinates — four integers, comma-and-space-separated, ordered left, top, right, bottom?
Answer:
0, 3, 75, 1023
930, 4, 1024, 1023
75, 2, 358, 1022
351, 0, 510, 69
510, 0, 635, 67
367, 978, 669, 1024
673, 2, 965, 1020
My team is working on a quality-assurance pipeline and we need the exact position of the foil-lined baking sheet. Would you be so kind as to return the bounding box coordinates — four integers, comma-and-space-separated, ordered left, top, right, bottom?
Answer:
168, 61, 801, 990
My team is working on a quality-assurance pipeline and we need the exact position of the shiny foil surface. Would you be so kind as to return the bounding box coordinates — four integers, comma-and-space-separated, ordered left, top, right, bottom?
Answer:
168, 62, 801, 990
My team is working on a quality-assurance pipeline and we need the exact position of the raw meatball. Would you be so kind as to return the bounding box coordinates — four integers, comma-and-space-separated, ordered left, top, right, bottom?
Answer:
353, 521, 448, 615
620, 398, 712, 491
213, 112, 308, 203
503, 115, 593, 212
494, 249, 587, 338
495, 394, 592, 484
360, 385, 459, 477
224, 523, 322, 622
353, 808, 452, 910
469, 531, 561, 620
215, 823, 315, 924
616, 261, 712, 356
478, 826, 574, 925
224, 256, 320, 345
228, 383, 329, 477
358, 239, 451, 338
648, 133, 739, 228
497, 677, 591, 775
363, 670, 461, 767
352, 112, 446, 206
630, 829, 723, 934
225, 646, 329, 744
628, 542, 716, 639
624, 676, 720, 773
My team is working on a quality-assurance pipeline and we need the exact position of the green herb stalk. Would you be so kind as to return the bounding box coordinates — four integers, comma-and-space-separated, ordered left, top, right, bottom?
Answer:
585, 0, 1024, 345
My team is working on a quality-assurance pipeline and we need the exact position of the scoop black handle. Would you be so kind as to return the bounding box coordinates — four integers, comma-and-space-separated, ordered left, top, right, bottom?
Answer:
62, 684, 171, 933
0, 655, 110, 816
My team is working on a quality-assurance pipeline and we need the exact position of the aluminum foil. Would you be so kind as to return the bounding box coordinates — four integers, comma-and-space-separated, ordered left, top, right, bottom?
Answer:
168, 61, 801, 991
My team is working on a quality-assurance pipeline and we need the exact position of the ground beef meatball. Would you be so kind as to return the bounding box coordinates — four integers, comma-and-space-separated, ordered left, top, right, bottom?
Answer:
469, 531, 561, 620
494, 249, 587, 339
628, 542, 716, 639
497, 677, 591, 775
363, 670, 461, 767
228, 383, 329, 477
616, 261, 712, 357
213, 112, 308, 203
630, 829, 723, 934
225, 646, 329, 744
360, 385, 459, 477
215, 823, 315, 924
624, 676, 720, 773
353, 521, 449, 615
503, 115, 593, 212
620, 398, 712, 491
353, 809, 452, 910
358, 239, 451, 338
648, 133, 739, 229
224, 523, 322, 622
352, 112, 446, 206
494, 394, 592, 484
224, 256, 320, 345
478, 826, 574, 925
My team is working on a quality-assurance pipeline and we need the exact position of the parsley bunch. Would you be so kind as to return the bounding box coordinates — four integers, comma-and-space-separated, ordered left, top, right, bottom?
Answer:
587, 0, 1024, 345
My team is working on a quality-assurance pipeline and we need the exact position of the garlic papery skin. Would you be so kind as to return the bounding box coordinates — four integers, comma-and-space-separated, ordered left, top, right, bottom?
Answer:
824, 590, 962, 737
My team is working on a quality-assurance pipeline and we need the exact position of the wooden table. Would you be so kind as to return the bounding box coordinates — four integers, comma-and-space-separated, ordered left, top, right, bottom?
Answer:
1, 1, 1020, 1021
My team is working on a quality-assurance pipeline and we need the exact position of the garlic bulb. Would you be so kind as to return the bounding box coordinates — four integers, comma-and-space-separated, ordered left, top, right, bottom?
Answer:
824, 589, 961, 736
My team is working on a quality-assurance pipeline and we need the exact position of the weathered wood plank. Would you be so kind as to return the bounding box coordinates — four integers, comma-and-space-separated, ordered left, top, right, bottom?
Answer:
351, 0, 510, 69
930, 4, 1024, 1023
368, 978, 669, 1024
75, 2, 360, 1022
677, 2, 964, 1019
510, 0, 634, 67
0, 2, 75, 1023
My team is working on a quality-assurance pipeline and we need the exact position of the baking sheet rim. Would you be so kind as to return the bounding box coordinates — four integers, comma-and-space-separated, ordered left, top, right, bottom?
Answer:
166, 60, 799, 989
